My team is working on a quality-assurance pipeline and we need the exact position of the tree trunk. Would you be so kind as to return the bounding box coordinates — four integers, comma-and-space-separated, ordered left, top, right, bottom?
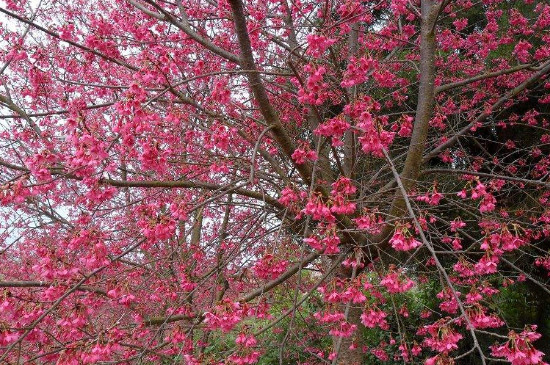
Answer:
332, 305, 365, 365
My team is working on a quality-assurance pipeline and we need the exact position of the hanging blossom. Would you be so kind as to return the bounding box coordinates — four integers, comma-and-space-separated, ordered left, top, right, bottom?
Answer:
291, 142, 318, 164
204, 300, 244, 333
390, 223, 422, 251
425, 354, 456, 365
346, 97, 394, 157
450, 218, 466, 232
354, 209, 384, 234
357, 114, 395, 157
418, 319, 463, 354
253, 254, 288, 280
329, 321, 357, 338
302, 194, 335, 222
480, 226, 527, 253
474, 252, 500, 275
330, 176, 356, 214
416, 184, 444, 206
139, 141, 169, 173
231, 331, 262, 363
25, 150, 58, 181
306, 34, 337, 57
535, 256, 550, 276
380, 266, 415, 293
278, 186, 300, 207
313, 311, 346, 323
441, 235, 463, 250
453, 257, 476, 277
436, 288, 460, 314
303, 225, 340, 254
466, 305, 504, 329
297, 64, 330, 105
137, 213, 176, 244
397, 115, 414, 137
314, 116, 351, 147
491, 326, 547, 365
462, 180, 497, 213
360, 307, 389, 329
228, 351, 261, 365
341, 56, 376, 88
278, 186, 307, 211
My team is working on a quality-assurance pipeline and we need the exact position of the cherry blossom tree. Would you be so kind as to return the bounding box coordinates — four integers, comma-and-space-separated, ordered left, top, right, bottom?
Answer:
1, 0, 550, 363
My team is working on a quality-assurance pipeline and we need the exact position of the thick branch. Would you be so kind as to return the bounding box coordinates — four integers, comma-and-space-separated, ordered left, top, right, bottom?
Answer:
227, 0, 313, 186
139, 0, 241, 64
0, 158, 283, 209
101, 178, 283, 209
435, 63, 536, 94
384, 0, 438, 223
0, 101, 115, 119
0, 281, 107, 296
0, 94, 42, 135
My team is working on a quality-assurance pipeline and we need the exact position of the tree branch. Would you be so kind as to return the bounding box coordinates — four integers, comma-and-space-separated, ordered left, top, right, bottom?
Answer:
435, 63, 537, 94
0, 281, 107, 296
139, 0, 241, 64
0, 158, 284, 209
422, 168, 550, 188
0, 7, 137, 71
425, 59, 550, 162
227, 0, 314, 187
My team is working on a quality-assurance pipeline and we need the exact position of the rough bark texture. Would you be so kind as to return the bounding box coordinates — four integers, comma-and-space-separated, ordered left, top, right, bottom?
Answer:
376, 0, 439, 245
227, 0, 314, 186
388, 0, 438, 217
336, 1, 439, 361
333, 305, 365, 365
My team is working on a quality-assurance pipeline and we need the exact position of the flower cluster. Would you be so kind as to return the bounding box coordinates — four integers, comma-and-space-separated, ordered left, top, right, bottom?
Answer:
344, 97, 394, 157
306, 34, 337, 57
416, 185, 444, 206
26, 150, 58, 181
330, 177, 356, 215
397, 115, 414, 137
313, 311, 345, 323
304, 226, 340, 254
357, 113, 395, 158
204, 301, 243, 333
491, 326, 547, 365
480, 227, 527, 253
329, 321, 357, 338
291, 143, 318, 165
341, 56, 376, 88
466, 305, 504, 329
253, 254, 288, 280
137, 213, 176, 243
360, 307, 389, 329
419, 319, 463, 353
380, 267, 415, 293
389, 224, 422, 251
302, 195, 335, 222
314, 117, 351, 146
436, 288, 460, 314
298, 64, 329, 105
535, 256, 550, 276
139, 141, 168, 173
354, 210, 384, 234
